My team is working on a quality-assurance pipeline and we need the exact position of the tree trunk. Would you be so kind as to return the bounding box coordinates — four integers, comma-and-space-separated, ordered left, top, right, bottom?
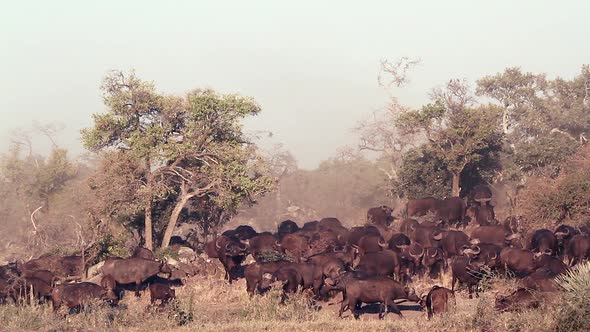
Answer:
451, 171, 461, 197
161, 192, 194, 249
144, 160, 154, 250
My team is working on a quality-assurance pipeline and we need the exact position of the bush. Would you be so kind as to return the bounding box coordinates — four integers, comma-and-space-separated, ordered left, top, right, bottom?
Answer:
518, 145, 590, 225
554, 261, 590, 332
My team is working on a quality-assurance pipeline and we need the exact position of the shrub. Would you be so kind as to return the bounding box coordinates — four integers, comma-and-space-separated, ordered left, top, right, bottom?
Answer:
554, 261, 590, 332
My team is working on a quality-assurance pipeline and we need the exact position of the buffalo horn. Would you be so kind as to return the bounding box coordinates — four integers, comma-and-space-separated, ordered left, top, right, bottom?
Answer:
410, 245, 424, 259
545, 249, 552, 255
432, 232, 443, 241
429, 248, 437, 258
240, 239, 250, 246
378, 239, 389, 248
225, 243, 231, 250
215, 237, 222, 249
471, 245, 481, 255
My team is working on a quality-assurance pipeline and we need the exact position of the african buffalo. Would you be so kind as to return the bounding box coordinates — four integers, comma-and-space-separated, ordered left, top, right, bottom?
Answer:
149, 283, 176, 306
355, 235, 388, 256
421, 286, 455, 319
102, 257, 172, 296
279, 233, 312, 262
277, 220, 300, 240
500, 247, 536, 277
51, 282, 117, 312
410, 225, 443, 248
211, 235, 249, 282
554, 224, 579, 256
356, 250, 403, 281
423, 247, 446, 278
132, 246, 155, 260
338, 277, 420, 319
367, 206, 394, 226
467, 203, 496, 226
242, 233, 280, 261
244, 260, 291, 295
451, 256, 486, 299
441, 230, 470, 259
565, 235, 590, 266
406, 197, 439, 218
495, 288, 543, 312
534, 252, 567, 275
470, 225, 520, 247
436, 197, 467, 227
527, 229, 557, 255
470, 185, 492, 203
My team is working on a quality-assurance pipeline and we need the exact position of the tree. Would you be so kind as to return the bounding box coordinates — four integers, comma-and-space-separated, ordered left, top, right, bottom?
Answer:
477, 66, 590, 178
82, 70, 273, 249
395, 80, 504, 196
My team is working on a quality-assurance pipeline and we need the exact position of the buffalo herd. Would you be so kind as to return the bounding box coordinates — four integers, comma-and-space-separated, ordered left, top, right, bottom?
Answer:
1, 187, 589, 319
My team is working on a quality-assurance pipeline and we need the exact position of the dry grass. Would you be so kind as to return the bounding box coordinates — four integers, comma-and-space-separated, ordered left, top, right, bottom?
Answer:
0, 269, 567, 332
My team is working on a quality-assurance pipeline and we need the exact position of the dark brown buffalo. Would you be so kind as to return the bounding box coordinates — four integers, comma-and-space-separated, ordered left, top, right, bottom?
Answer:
132, 246, 155, 260
346, 226, 381, 246
421, 286, 455, 319
388, 233, 411, 250
21, 269, 56, 287
102, 257, 172, 296
495, 288, 543, 312
319, 217, 343, 230
451, 256, 486, 299
397, 242, 424, 277
21, 255, 83, 279
534, 252, 567, 275
520, 268, 559, 292
10, 277, 53, 302
305, 255, 346, 295
399, 218, 419, 235
0, 278, 9, 303
302, 221, 320, 232
565, 235, 590, 266
467, 203, 496, 226
470, 225, 520, 247
100, 274, 118, 300
441, 230, 470, 258
279, 233, 312, 263
355, 235, 388, 256
244, 260, 291, 295
464, 243, 502, 270
554, 224, 579, 256
277, 220, 299, 240
436, 197, 467, 227
212, 235, 249, 282
500, 247, 536, 277
309, 229, 340, 255
242, 233, 280, 261
338, 277, 420, 319
410, 225, 443, 248
406, 197, 440, 217
223, 225, 258, 241
0, 262, 18, 279
356, 250, 403, 281
423, 247, 446, 278
367, 206, 394, 226
260, 266, 303, 294
51, 282, 116, 311
527, 229, 558, 255
470, 185, 493, 203
149, 283, 176, 305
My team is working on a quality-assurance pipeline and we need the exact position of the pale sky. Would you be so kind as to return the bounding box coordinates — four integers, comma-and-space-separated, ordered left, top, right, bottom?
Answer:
1, 0, 589, 169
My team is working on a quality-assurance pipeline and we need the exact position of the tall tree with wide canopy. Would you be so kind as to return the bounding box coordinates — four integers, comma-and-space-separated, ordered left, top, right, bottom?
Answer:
82, 70, 273, 249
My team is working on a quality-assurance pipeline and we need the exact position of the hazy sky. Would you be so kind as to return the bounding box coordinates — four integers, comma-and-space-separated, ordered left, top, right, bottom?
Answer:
1, 1, 589, 169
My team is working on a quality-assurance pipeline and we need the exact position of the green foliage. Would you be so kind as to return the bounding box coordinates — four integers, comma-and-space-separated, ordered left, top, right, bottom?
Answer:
393, 146, 451, 198
95, 233, 130, 261
514, 135, 580, 176
555, 261, 590, 332
82, 70, 273, 248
